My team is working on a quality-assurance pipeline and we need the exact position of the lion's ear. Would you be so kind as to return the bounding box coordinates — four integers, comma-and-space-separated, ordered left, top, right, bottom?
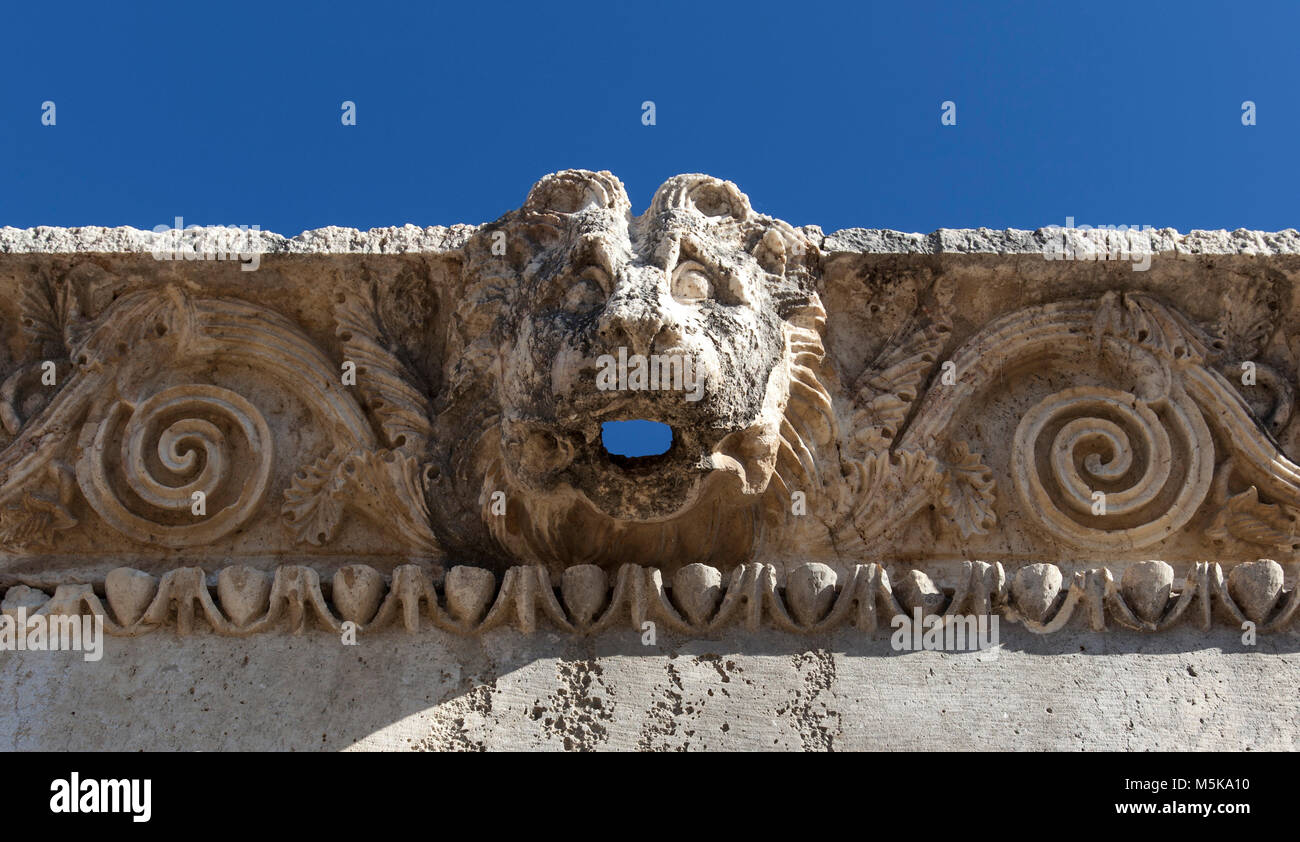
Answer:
753, 228, 788, 275
523, 170, 628, 218
753, 222, 819, 279
651, 175, 752, 222
686, 179, 750, 220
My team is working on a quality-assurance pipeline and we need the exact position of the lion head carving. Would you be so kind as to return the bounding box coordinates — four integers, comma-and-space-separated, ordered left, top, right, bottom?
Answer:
432, 170, 840, 573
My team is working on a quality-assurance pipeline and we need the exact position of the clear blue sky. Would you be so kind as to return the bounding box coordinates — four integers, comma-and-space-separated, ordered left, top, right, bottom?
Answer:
0, 0, 1294, 234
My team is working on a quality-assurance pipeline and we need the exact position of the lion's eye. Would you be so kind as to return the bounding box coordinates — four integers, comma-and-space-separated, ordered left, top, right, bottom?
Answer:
671, 261, 714, 304
562, 269, 606, 315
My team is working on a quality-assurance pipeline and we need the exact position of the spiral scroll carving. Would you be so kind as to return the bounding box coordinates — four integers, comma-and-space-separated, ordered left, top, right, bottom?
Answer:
1011, 386, 1214, 550
76, 385, 273, 547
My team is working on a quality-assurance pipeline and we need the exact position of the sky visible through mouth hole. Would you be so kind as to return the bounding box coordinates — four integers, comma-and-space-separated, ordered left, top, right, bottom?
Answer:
602, 420, 672, 457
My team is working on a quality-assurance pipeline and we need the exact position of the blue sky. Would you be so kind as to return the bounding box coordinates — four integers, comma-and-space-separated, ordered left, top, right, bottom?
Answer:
0, 0, 1294, 234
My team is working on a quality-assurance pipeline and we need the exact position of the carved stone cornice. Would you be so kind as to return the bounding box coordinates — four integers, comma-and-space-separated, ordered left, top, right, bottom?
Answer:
2, 170, 1299, 638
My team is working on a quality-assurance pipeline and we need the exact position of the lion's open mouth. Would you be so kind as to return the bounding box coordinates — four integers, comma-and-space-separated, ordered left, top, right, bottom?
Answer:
601, 420, 674, 470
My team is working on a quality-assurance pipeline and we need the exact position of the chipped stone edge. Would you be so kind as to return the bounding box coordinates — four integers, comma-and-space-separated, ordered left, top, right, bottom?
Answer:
0, 224, 482, 256
4, 225, 1300, 257
820, 226, 1300, 257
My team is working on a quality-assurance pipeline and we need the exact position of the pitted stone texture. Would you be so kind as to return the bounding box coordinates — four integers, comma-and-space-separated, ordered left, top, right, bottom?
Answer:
820, 226, 1300, 255
0, 627, 1296, 751
0, 224, 479, 255
7, 224, 1300, 257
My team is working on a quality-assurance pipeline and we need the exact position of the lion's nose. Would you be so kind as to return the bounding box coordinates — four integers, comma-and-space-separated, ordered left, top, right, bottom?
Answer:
597, 297, 665, 357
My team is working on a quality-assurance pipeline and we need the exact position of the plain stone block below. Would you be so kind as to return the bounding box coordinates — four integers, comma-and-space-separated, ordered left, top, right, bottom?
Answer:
1, 627, 1295, 751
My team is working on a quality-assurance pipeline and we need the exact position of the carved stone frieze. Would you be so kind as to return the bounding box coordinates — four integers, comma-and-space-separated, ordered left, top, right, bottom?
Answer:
3, 169, 1300, 636
3, 559, 1296, 637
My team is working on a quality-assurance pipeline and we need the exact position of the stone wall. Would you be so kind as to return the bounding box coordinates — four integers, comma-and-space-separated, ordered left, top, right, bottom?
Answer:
2, 170, 1299, 750
4, 626, 1296, 751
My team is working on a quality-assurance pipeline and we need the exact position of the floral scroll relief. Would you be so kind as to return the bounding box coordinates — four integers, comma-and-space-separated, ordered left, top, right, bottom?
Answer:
0, 280, 438, 555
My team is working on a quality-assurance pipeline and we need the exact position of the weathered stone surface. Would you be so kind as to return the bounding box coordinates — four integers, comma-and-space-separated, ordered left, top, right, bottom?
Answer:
444, 566, 495, 626
1228, 558, 1285, 623
4, 170, 1300, 749
104, 567, 156, 627
1122, 561, 1175, 625
1011, 563, 1063, 624
894, 569, 948, 616
672, 564, 724, 626
332, 564, 385, 625
5, 171, 1300, 597
786, 563, 837, 625
561, 565, 608, 627
0, 625, 1294, 751
1, 584, 47, 619
217, 565, 273, 628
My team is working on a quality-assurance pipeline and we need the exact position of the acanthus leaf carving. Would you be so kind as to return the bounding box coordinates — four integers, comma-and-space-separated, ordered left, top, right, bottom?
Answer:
334, 280, 434, 455
1091, 290, 1212, 369
0, 488, 76, 550
937, 441, 996, 539
1213, 275, 1280, 361
333, 448, 439, 554
850, 319, 949, 453
281, 446, 439, 553
835, 448, 942, 553
281, 449, 348, 546
1207, 485, 1300, 549
19, 273, 81, 357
